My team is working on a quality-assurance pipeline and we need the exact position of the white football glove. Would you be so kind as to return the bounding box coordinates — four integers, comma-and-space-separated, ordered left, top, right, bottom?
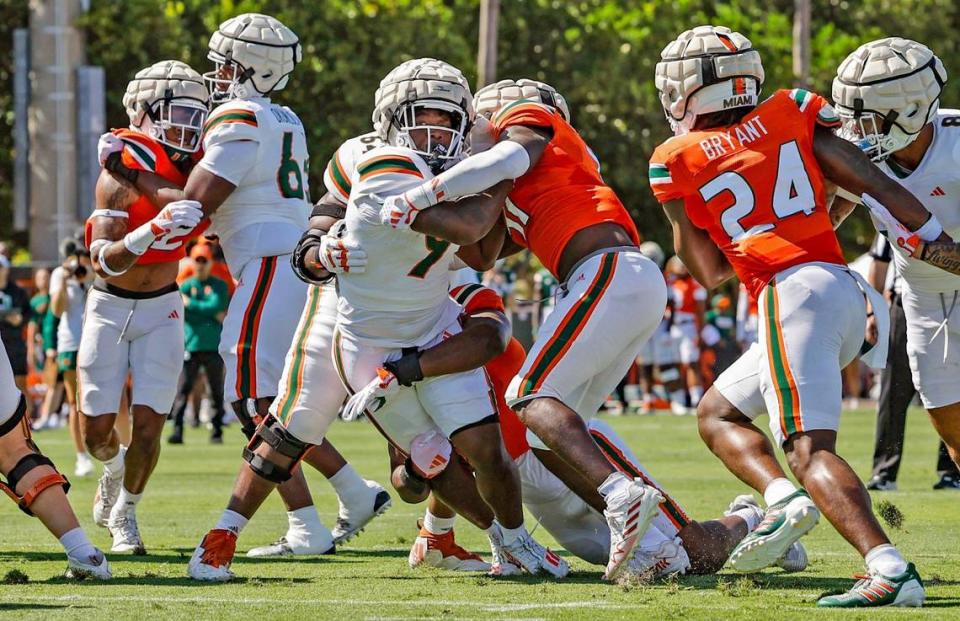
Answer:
379, 194, 423, 230
316, 221, 367, 274
97, 133, 124, 167
152, 200, 204, 236
341, 368, 401, 422
861, 193, 922, 257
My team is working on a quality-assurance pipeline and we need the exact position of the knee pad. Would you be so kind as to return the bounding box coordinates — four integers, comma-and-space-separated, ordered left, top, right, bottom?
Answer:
0, 454, 71, 516
232, 399, 262, 440
408, 431, 452, 480
242, 415, 311, 483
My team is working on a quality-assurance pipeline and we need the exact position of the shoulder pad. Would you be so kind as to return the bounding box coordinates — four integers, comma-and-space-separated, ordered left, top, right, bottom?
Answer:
492, 100, 556, 130
324, 132, 384, 203
352, 146, 431, 190
451, 283, 505, 314
203, 104, 260, 148
114, 129, 161, 172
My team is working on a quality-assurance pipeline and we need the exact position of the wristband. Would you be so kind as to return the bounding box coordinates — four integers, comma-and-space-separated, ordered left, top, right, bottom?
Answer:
123, 222, 158, 256
97, 242, 128, 277
913, 214, 943, 242
384, 350, 424, 387
290, 228, 334, 285
104, 151, 139, 185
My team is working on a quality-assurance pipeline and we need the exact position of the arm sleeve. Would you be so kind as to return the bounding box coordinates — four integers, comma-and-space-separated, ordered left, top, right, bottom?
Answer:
415, 140, 530, 207
196, 141, 259, 186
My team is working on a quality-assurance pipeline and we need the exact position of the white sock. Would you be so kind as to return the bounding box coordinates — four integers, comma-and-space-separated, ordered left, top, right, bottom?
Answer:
731, 507, 762, 531
109, 486, 142, 522
76, 451, 90, 461
865, 544, 908, 576
423, 509, 456, 535
598, 471, 632, 503
637, 523, 671, 552
762, 478, 798, 506
101, 447, 125, 479
499, 523, 528, 546
215, 509, 249, 536
287, 505, 324, 539
669, 389, 687, 406
328, 464, 369, 507
60, 527, 99, 561
689, 385, 703, 406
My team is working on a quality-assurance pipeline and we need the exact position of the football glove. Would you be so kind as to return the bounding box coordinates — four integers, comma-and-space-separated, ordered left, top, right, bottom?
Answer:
316, 221, 367, 274
861, 193, 923, 258
341, 368, 400, 422
123, 200, 204, 255
379, 194, 423, 230
97, 133, 123, 167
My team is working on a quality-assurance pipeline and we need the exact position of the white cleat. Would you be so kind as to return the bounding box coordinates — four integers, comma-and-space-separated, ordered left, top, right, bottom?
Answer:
500, 532, 569, 578
108, 511, 146, 555
247, 534, 335, 558
74, 454, 94, 478
604, 478, 664, 580
486, 524, 522, 577
729, 489, 819, 573
188, 529, 237, 582
331, 481, 392, 545
92, 473, 122, 528
65, 549, 112, 580
777, 541, 808, 573
628, 537, 691, 580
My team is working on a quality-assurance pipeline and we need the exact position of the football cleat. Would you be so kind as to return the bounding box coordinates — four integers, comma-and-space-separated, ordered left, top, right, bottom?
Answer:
65, 549, 112, 580
188, 529, 237, 582
817, 563, 925, 608
74, 454, 94, 478
728, 489, 819, 573
866, 476, 898, 492
331, 481, 392, 545
500, 532, 569, 578
603, 478, 664, 580
108, 511, 146, 555
93, 476, 123, 528
409, 526, 491, 572
628, 536, 691, 580
486, 524, 522, 577
932, 474, 960, 491
776, 541, 808, 573
247, 535, 335, 558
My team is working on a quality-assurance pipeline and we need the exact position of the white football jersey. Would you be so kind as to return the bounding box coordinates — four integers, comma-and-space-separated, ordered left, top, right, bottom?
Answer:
201, 97, 310, 274
323, 131, 384, 204
336, 146, 461, 348
877, 109, 960, 293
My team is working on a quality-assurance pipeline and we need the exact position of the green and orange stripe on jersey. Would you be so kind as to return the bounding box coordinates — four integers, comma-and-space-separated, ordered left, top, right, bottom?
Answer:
492, 98, 552, 127
590, 427, 690, 531
356, 154, 422, 182
235, 256, 278, 399
275, 285, 324, 424
325, 148, 352, 198
204, 109, 258, 134
518, 253, 618, 397
763, 282, 802, 439
119, 134, 158, 172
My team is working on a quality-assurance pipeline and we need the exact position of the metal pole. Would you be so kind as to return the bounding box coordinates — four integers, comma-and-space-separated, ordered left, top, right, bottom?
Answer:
793, 0, 811, 88
477, 0, 500, 88
13, 29, 29, 233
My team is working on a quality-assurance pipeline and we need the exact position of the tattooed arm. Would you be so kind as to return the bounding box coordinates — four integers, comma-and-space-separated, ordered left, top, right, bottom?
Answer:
917, 241, 960, 276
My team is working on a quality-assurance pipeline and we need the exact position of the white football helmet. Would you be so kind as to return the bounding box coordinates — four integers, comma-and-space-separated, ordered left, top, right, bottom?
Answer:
832, 38, 946, 161
205, 13, 302, 102
122, 60, 209, 155
473, 78, 571, 122
655, 25, 764, 135
638, 241, 666, 270
372, 58, 473, 173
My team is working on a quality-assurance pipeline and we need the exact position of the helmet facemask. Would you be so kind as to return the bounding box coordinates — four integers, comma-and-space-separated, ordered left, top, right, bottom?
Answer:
204, 53, 257, 103
836, 106, 928, 162
140, 91, 209, 157
389, 98, 469, 174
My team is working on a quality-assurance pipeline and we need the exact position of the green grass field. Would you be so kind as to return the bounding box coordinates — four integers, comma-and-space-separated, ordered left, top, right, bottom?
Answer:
1, 408, 958, 620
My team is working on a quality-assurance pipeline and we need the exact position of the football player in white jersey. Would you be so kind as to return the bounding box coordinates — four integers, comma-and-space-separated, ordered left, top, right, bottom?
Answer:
832, 38, 960, 472
0, 346, 111, 579
99, 14, 388, 566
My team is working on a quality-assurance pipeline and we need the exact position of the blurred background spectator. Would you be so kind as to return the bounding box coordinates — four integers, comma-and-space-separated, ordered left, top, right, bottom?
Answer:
170, 240, 232, 443
0, 255, 32, 410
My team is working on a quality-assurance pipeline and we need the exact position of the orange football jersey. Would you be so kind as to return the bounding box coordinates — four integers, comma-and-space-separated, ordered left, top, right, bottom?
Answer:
86, 129, 208, 265
450, 283, 529, 459
491, 101, 640, 278
670, 275, 707, 315
648, 89, 845, 298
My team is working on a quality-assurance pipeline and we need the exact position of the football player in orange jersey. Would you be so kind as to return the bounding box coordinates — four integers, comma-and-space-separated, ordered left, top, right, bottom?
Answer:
379, 77, 668, 581
393, 282, 806, 578
665, 256, 707, 408
84, 61, 209, 554
649, 26, 955, 607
